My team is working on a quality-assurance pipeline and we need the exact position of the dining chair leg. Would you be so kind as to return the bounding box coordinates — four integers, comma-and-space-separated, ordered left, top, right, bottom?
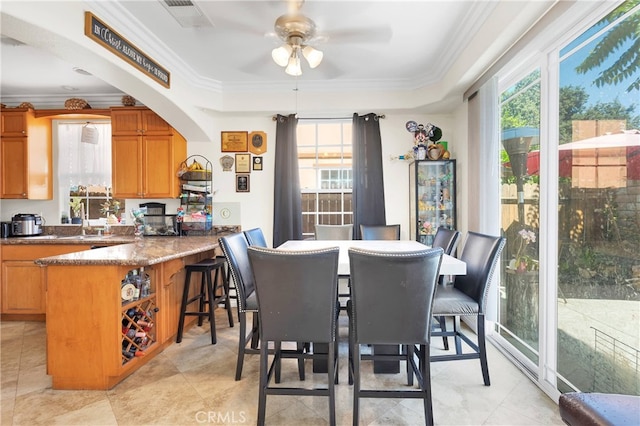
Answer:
328, 341, 337, 426
250, 313, 260, 349
352, 343, 361, 426
406, 345, 414, 386
333, 338, 339, 385
453, 316, 463, 355
275, 341, 282, 384
235, 311, 247, 381
439, 315, 449, 350
257, 343, 269, 426
421, 344, 434, 426
297, 342, 306, 381
478, 314, 490, 386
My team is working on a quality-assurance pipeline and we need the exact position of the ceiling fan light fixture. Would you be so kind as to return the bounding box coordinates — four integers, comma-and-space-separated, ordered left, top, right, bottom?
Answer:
272, 44, 292, 67
302, 45, 323, 68
285, 54, 302, 76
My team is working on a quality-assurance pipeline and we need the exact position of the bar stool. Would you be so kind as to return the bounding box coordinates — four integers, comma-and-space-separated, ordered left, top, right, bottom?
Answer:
176, 257, 234, 344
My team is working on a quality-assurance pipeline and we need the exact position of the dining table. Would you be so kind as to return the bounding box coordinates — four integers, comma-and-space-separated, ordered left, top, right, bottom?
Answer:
277, 239, 467, 374
277, 239, 466, 276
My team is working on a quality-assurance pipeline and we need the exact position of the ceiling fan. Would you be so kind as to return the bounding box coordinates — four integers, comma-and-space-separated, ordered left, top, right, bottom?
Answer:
270, 2, 323, 76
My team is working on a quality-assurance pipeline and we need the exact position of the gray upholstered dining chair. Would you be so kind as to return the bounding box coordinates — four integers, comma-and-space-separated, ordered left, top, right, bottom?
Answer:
243, 227, 268, 247
360, 224, 401, 240
348, 246, 443, 426
431, 226, 462, 349
430, 231, 506, 386
247, 246, 340, 426
431, 226, 461, 257
315, 224, 353, 240
218, 232, 261, 381
315, 224, 353, 313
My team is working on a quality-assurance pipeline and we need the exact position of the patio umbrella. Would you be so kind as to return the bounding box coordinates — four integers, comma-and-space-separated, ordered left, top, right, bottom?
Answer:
526, 130, 640, 180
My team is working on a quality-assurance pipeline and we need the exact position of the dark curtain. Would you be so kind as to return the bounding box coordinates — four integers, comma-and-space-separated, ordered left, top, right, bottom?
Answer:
272, 114, 302, 247
352, 113, 386, 240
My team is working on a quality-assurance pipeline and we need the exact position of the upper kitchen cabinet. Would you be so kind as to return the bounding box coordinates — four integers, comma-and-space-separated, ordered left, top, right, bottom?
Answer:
110, 107, 186, 198
110, 107, 172, 136
0, 108, 52, 199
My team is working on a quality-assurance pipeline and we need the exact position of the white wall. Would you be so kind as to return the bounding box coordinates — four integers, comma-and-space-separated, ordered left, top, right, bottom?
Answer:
0, 111, 463, 243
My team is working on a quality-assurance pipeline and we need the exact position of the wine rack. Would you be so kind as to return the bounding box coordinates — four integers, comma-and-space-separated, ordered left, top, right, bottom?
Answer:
121, 296, 158, 364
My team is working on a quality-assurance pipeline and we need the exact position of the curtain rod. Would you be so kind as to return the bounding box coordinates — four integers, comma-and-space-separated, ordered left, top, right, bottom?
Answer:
272, 114, 385, 121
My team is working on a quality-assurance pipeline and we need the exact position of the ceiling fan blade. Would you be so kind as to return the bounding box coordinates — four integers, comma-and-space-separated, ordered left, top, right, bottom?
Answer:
321, 26, 393, 44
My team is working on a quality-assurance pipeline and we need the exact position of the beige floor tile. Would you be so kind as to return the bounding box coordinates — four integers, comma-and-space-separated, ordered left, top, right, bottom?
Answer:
0, 310, 562, 426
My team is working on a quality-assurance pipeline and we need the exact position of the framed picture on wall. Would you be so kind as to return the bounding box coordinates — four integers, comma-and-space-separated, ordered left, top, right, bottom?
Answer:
236, 174, 250, 192
252, 156, 263, 171
235, 153, 251, 173
221, 131, 248, 152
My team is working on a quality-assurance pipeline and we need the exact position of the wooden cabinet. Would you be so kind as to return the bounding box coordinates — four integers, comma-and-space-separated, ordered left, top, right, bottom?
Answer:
45, 249, 215, 389
0, 108, 52, 199
110, 107, 186, 198
110, 107, 172, 136
1, 244, 92, 320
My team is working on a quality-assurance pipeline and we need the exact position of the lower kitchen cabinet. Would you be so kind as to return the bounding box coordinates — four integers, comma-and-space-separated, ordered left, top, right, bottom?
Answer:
44, 249, 216, 389
0, 245, 92, 320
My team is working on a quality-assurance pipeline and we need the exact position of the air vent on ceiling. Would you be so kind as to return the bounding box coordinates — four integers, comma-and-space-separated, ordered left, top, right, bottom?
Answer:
160, 0, 213, 28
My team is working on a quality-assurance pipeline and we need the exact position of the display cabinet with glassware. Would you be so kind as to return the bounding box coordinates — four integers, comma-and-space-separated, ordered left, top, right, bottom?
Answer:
409, 159, 456, 246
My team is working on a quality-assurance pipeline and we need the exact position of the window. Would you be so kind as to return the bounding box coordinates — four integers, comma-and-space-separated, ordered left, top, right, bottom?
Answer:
498, 68, 541, 363
55, 120, 123, 222
555, 3, 639, 395
491, 1, 640, 398
297, 120, 353, 238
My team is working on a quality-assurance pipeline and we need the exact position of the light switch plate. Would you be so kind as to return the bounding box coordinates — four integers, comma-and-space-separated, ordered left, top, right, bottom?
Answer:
212, 202, 241, 225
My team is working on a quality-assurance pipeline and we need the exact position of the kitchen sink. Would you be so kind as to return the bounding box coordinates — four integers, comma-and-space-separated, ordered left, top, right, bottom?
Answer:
57, 235, 115, 240
23, 235, 59, 240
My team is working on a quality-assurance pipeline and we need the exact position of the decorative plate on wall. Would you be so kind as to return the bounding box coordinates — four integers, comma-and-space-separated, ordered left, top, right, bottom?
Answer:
248, 131, 267, 155
220, 155, 234, 171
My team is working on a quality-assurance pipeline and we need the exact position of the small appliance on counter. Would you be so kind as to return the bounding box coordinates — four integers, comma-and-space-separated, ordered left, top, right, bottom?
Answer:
11, 214, 44, 237
1, 222, 11, 238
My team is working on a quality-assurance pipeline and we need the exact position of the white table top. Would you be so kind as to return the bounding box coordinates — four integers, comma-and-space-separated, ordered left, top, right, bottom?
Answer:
277, 240, 466, 276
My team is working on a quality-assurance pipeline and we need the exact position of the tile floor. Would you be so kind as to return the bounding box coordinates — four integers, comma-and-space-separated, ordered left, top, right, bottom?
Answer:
1, 309, 563, 425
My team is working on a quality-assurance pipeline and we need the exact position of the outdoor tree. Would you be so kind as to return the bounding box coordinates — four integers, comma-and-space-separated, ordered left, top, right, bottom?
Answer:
575, 0, 640, 93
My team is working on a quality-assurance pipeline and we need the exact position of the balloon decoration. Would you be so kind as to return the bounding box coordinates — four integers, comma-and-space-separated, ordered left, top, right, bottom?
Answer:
405, 121, 449, 160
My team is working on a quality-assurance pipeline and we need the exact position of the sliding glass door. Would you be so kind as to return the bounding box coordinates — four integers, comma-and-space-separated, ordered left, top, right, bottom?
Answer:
556, 4, 639, 394
495, 1, 639, 397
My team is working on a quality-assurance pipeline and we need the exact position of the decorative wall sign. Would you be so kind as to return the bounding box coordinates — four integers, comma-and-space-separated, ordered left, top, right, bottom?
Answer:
253, 156, 263, 171
235, 154, 251, 173
236, 174, 250, 192
219, 155, 234, 171
221, 131, 248, 152
248, 131, 267, 155
84, 12, 170, 88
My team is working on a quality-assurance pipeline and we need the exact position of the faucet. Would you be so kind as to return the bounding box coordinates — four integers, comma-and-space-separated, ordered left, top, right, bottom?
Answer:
80, 203, 87, 235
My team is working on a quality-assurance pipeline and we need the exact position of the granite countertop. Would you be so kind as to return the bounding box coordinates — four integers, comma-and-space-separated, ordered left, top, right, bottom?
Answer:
1, 235, 135, 245
32, 236, 222, 267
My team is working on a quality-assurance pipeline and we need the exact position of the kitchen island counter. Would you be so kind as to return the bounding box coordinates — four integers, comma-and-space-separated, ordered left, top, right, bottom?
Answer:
29, 232, 238, 390
34, 236, 220, 266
